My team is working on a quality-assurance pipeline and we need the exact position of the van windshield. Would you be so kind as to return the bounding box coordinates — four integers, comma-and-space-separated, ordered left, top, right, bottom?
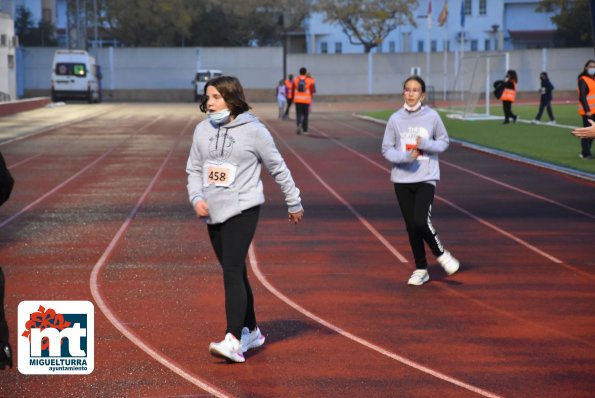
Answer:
196, 72, 210, 82
56, 63, 87, 77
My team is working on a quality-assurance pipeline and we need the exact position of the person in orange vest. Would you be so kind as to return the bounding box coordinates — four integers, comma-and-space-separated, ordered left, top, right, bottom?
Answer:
282, 74, 294, 120
293, 67, 316, 134
500, 70, 518, 124
577, 59, 595, 159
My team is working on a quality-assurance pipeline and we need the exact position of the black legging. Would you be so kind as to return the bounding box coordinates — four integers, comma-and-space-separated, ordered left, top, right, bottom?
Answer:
535, 96, 554, 121
502, 101, 516, 123
394, 183, 444, 269
581, 115, 594, 158
0, 267, 7, 346
207, 206, 260, 340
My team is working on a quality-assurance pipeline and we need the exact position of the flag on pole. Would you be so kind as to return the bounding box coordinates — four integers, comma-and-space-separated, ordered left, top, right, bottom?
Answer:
460, 0, 465, 28
438, 0, 448, 26
427, 1, 433, 29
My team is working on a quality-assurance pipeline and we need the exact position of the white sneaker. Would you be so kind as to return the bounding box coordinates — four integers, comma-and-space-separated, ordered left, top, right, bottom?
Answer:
241, 327, 265, 353
209, 333, 245, 363
437, 250, 460, 275
531, 119, 539, 124
546, 120, 556, 125
408, 269, 429, 286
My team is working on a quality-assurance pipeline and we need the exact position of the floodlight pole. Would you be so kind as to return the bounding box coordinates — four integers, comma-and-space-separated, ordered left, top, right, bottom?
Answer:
590, 0, 595, 54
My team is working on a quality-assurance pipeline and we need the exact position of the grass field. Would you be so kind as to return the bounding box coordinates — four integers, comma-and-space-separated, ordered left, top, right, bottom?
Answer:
362, 103, 595, 176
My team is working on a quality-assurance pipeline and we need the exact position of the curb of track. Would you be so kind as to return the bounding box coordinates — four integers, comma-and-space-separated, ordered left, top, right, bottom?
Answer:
354, 114, 595, 183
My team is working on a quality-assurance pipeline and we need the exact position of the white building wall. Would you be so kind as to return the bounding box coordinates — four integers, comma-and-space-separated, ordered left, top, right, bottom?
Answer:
0, 12, 17, 100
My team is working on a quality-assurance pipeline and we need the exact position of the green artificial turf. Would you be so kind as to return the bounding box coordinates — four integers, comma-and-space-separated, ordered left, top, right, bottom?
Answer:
363, 103, 595, 175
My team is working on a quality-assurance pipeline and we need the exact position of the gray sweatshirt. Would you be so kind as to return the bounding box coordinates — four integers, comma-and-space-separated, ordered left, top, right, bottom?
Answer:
186, 112, 303, 224
381, 106, 449, 185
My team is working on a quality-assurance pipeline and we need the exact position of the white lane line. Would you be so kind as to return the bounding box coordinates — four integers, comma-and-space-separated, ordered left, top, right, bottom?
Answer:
266, 124, 408, 263
335, 118, 594, 219
6, 153, 44, 169
309, 125, 589, 271
90, 118, 232, 398
248, 246, 504, 398
0, 117, 163, 230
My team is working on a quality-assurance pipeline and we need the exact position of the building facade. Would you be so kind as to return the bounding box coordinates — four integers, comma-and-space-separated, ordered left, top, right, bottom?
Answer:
304, 0, 558, 54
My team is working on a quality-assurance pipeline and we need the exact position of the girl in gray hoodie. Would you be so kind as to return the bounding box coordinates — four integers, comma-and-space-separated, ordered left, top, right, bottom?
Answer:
382, 75, 459, 286
186, 76, 304, 363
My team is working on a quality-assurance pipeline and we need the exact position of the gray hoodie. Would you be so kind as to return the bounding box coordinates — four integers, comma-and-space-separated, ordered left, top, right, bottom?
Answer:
381, 106, 449, 185
186, 112, 302, 224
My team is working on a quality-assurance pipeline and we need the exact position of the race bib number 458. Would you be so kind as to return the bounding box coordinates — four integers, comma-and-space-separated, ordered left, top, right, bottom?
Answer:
204, 162, 237, 187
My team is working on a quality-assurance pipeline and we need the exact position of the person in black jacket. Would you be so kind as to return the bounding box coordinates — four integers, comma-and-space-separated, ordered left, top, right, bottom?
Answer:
0, 152, 14, 369
532, 72, 555, 124
577, 59, 595, 159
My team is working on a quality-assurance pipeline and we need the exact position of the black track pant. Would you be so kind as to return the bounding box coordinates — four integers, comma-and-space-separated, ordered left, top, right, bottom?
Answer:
295, 103, 310, 132
207, 206, 260, 340
581, 116, 594, 157
394, 183, 444, 269
0, 268, 7, 345
502, 101, 516, 122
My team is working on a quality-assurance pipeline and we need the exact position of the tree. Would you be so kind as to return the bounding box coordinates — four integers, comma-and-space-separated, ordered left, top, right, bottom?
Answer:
315, 0, 418, 53
185, 0, 310, 47
536, 0, 592, 47
14, 6, 58, 47
99, 0, 194, 46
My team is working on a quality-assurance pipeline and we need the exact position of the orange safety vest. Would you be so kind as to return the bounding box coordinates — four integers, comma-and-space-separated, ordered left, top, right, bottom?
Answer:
500, 81, 516, 102
284, 79, 293, 100
577, 75, 595, 115
293, 75, 315, 104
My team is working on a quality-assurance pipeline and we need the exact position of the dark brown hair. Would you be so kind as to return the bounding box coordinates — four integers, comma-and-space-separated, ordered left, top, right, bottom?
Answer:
199, 75, 251, 117
402, 75, 426, 93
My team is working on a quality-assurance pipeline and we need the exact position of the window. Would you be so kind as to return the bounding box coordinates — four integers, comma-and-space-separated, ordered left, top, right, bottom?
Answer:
417, 40, 424, 52
479, 0, 487, 15
8, 55, 14, 69
56, 63, 87, 77
484, 39, 491, 51
335, 42, 342, 54
431, 40, 437, 52
0, 34, 6, 47
389, 41, 396, 53
321, 42, 328, 54
402, 32, 412, 52
471, 40, 478, 51
465, 0, 472, 15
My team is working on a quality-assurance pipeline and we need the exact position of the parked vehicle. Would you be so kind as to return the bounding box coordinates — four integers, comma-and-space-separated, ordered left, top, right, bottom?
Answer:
51, 50, 102, 103
193, 69, 222, 102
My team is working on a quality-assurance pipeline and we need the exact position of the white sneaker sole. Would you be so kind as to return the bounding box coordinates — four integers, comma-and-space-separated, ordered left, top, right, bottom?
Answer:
209, 343, 245, 363
242, 335, 265, 353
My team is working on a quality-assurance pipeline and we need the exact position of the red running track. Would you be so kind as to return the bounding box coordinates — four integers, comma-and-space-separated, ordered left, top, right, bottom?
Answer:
0, 102, 593, 397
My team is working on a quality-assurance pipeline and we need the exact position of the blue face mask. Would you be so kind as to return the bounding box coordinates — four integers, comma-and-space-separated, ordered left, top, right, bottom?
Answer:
208, 109, 231, 125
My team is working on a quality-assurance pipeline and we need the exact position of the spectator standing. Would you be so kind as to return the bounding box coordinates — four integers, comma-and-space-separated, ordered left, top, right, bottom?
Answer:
577, 59, 595, 159
501, 70, 518, 124
283, 74, 294, 120
532, 72, 556, 124
276, 79, 287, 119
293, 67, 316, 135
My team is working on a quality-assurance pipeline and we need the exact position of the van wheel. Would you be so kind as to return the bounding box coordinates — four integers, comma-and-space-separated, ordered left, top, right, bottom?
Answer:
87, 89, 93, 104
51, 89, 57, 102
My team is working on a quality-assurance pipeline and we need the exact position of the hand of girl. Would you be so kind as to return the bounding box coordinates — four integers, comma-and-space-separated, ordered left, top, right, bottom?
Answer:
194, 200, 209, 217
288, 209, 304, 224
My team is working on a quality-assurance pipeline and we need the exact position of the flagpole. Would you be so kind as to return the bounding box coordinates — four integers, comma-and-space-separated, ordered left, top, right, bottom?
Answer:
426, 1, 432, 87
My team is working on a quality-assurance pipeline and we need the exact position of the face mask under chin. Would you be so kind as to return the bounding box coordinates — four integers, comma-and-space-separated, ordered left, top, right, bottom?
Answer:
208, 109, 231, 125
403, 100, 422, 112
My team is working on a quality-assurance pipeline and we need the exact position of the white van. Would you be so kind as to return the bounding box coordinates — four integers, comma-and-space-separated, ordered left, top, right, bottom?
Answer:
193, 69, 222, 102
51, 50, 102, 103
